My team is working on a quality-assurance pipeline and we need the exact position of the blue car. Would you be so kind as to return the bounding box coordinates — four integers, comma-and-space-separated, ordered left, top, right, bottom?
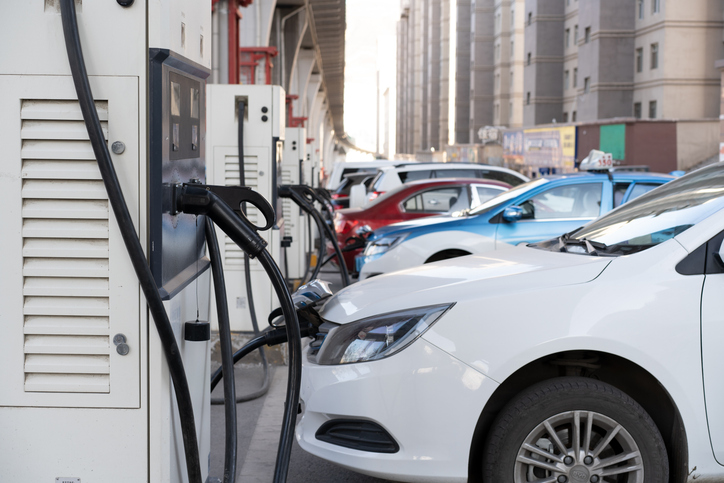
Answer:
356, 171, 674, 279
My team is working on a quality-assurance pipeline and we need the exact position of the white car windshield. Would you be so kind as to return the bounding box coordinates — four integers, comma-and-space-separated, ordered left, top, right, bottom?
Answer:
558, 163, 724, 255
468, 178, 549, 216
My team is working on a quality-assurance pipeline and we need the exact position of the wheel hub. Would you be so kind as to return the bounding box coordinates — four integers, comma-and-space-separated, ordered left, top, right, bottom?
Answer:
514, 410, 644, 483
568, 465, 589, 483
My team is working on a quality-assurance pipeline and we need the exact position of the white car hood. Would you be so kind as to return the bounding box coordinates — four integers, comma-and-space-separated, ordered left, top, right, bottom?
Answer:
320, 245, 612, 324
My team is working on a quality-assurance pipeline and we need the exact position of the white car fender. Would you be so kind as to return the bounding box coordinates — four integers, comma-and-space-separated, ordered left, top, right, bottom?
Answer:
360, 230, 497, 278
421, 241, 718, 476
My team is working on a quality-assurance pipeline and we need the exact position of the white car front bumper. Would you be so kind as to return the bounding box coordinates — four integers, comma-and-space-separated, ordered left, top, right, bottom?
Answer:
296, 337, 498, 483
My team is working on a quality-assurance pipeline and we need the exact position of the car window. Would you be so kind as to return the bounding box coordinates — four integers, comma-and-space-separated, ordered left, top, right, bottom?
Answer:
403, 186, 466, 213
613, 183, 631, 208
469, 178, 549, 216
473, 186, 506, 208
399, 170, 432, 183
565, 164, 724, 254
478, 170, 526, 186
434, 169, 477, 178
371, 171, 385, 191
520, 183, 602, 220
627, 183, 660, 202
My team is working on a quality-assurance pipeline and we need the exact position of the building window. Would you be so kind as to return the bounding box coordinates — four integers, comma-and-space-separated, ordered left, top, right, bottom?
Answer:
495, 44, 500, 61
574, 25, 579, 44
584, 77, 590, 93
636, 48, 643, 73
649, 100, 657, 118
510, 71, 514, 87
584, 27, 591, 43
638, 0, 644, 19
511, 40, 515, 58
495, 73, 500, 91
565, 70, 570, 90
565, 28, 570, 48
511, 8, 515, 27
567, 0, 570, 5
634, 102, 642, 119
563, 112, 569, 122
495, 104, 500, 122
528, 12, 532, 26
573, 68, 578, 87
527, 52, 531, 65
572, 111, 577, 122
527, 92, 531, 105
651, 43, 659, 69
652, 0, 660, 14
510, 102, 513, 118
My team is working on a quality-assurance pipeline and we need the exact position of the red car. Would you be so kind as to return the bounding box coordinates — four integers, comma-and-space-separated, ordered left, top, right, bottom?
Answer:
331, 177, 511, 271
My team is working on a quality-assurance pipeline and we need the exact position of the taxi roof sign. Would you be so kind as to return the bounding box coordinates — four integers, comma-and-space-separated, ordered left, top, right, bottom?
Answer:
579, 149, 614, 171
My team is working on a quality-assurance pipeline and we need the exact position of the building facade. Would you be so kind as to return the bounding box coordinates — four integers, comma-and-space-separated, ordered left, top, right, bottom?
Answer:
397, 0, 724, 169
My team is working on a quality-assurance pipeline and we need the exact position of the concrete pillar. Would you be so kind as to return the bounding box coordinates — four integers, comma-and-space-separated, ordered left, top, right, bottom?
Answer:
295, 50, 316, 117
239, 0, 277, 47
212, 3, 229, 84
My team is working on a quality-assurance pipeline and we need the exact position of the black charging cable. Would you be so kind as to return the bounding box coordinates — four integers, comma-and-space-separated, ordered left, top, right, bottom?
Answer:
205, 218, 237, 483
59, 2, 202, 482
177, 185, 302, 483
280, 186, 350, 286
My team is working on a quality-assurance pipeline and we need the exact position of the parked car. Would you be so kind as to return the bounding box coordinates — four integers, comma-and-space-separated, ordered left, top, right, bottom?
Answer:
357, 170, 674, 279
325, 159, 402, 191
330, 172, 376, 210
331, 177, 511, 271
365, 162, 528, 204
297, 162, 724, 482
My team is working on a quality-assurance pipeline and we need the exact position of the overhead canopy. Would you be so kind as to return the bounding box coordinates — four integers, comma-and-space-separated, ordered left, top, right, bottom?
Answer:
307, 0, 345, 136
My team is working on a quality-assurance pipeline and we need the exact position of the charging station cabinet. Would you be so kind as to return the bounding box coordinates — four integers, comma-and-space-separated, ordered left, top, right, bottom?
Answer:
0, 2, 212, 482
282, 127, 308, 281
206, 84, 286, 332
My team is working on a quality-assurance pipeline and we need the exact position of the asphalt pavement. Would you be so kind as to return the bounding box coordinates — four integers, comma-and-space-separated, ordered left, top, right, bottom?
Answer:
209, 267, 394, 483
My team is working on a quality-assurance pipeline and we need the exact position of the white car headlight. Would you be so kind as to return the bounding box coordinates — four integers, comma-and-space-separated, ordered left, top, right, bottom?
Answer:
362, 234, 408, 257
315, 304, 454, 365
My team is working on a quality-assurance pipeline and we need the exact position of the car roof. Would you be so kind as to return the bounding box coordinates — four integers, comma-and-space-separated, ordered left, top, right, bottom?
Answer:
540, 171, 675, 182
402, 177, 511, 188
384, 163, 519, 172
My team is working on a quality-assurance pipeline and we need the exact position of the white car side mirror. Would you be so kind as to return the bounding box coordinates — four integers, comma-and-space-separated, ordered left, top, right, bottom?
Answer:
349, 184, 367, 208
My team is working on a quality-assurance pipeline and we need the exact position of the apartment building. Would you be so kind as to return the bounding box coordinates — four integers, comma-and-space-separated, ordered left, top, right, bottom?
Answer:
397, 0, 724, 168
524, 0, 724, 124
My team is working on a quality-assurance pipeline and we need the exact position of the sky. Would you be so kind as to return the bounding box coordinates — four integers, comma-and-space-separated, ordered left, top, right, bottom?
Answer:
343, 0, 400, 160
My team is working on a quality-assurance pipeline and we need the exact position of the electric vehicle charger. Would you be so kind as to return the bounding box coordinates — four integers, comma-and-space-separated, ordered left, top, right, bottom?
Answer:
61, 3, 303, 482
59, 2, 202, 481
210, 98, 271, 407
279, 185, 351, 286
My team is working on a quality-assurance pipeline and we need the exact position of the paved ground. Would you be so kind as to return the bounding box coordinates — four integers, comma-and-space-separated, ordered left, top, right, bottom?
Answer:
209, 267, 394, 482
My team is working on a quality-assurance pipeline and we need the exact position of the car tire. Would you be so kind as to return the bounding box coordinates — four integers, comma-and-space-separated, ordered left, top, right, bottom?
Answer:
482, 377, 668, 483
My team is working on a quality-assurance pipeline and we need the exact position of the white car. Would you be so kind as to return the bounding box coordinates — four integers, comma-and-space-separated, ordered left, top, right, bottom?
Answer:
365, 163, 528, 204
325, 159, 402, 191
297, 162, 724, 482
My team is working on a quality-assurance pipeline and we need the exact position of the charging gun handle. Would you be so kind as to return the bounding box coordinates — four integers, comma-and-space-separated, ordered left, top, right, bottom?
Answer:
176, 184, 268, 258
